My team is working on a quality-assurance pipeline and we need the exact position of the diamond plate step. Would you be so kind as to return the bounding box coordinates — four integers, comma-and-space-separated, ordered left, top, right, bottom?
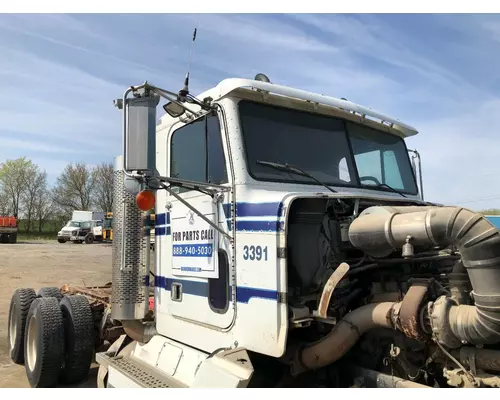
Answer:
97, 352, 185, 388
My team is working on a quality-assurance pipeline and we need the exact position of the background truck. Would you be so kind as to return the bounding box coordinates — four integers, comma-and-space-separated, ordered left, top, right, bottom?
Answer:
57, 210, 106, 244
102, 212, 113, 241
57, 220, 103, 244
0, 215, 18, 244
72, 210, 105, 222
101, 211, 156, 249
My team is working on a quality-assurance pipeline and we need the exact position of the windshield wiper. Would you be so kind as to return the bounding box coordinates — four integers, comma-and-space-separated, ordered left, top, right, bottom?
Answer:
371, 183, 407, 198
256, 160, 338, 193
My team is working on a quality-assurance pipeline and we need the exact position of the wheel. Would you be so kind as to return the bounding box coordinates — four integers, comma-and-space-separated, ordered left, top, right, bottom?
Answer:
24, 297, 65, 388
57, 238, 66, 244
60, 295, 95, 384
84, 234, 94, 245
37, 287, 63, 301
8, 288, 37, 365
9, 233, 17, 244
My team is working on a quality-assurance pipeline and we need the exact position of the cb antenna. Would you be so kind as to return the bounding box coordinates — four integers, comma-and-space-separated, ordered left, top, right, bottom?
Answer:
179, 18, 199, 100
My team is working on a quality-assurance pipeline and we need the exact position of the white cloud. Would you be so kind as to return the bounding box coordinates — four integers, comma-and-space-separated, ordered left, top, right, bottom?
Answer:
0, 137, 95, 154
173, 14, 338, 53
406, 99, 500, 208
291, 14, 495, 105
0, 13, 499, 210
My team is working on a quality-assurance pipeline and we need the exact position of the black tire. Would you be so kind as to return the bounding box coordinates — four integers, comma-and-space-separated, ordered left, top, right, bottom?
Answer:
9, 233, 17, 244
37, 287, 63, 301
60, 295, 95, 384
24, 297, 65, 388
84, 234, 94, 245
57, 238, 66, 244
8, 288, 37, 365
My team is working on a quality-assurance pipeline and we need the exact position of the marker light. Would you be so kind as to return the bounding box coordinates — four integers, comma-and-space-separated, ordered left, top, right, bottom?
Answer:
136, 190, 155, 211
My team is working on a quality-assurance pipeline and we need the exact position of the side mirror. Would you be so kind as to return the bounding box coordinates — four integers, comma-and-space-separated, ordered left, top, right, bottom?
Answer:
124, 93, 160, 175
163, 102, 185, 118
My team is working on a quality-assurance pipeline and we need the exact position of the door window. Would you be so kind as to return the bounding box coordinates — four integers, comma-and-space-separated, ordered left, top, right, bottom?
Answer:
170, 114, 227, 191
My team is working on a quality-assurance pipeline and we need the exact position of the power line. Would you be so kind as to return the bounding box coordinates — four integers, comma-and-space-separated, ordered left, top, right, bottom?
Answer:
453, 195, 500, 205
459, 173, 500, 180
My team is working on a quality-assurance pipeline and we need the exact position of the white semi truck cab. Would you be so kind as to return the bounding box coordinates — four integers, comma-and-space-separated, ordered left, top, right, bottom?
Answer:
96, 75, 500, 388
11, 75, 500, 389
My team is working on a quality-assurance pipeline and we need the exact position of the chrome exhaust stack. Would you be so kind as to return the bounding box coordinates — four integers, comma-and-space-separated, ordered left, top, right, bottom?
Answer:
110, 85, 160, 341
111, 155, 150, 321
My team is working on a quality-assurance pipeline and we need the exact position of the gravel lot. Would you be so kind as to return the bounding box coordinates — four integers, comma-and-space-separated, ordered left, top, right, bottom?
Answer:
0, 241, 112, 388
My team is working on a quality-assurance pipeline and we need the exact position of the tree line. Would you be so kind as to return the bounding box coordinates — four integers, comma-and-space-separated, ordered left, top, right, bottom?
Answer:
2, 156, 498, 234
0, 157, 113, 233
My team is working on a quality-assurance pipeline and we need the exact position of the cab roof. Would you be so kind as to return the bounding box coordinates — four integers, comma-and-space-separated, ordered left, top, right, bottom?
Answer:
196, 78, 418, 138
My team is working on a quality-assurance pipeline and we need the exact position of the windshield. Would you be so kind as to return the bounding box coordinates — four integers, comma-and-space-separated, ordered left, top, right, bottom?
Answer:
238, 101, 418, 195
66, 221, 82, 227
66, 221, 91, 228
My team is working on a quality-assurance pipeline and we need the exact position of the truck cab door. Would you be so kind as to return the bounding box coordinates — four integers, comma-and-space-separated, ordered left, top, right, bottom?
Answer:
160, 112, 234, 329
94, 220, 103, 238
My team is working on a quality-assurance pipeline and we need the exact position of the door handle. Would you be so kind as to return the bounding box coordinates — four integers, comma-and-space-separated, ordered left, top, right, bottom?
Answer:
171, 282, 183, 302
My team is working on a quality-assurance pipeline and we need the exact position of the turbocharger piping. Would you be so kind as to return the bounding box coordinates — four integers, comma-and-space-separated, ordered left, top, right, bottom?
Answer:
348, 206, 500, 347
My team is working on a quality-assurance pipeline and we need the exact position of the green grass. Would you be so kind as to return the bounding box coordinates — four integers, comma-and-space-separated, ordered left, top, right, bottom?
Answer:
18, 232, 57, 241
11, 219, 63, 241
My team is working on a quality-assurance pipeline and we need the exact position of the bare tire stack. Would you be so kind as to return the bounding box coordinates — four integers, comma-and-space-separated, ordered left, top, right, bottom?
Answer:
7, 286, 95, 388
24, 297, 65, 387
37, 287, 63, 301
60, 295, 94, 384
8, 288, 37, 365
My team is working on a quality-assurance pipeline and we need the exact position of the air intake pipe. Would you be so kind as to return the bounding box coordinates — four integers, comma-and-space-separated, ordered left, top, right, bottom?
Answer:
348, 206, 500, 348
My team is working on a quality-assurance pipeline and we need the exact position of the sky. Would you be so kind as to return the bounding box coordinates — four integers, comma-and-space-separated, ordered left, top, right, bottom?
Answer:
0, 13, 499, 210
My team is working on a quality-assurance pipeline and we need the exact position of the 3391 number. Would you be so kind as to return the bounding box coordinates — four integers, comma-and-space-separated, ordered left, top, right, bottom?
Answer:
243, 245, 268, 261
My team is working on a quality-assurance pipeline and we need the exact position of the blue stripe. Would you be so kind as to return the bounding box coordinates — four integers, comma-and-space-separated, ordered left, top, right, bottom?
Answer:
236, 287, 279, 303
210, 202, 284, 219
234, 202, 283, 217
155, 226, 171, 236
156, 203, 284, 232
155, 276, 208, 297
154, 276, 278, 304
157, 203, 284, 220
155, 213, 170, 226
156, 213, 166, 225
156, 221, 280, 234
236, 220, 283, 232
222, 204, 231, 218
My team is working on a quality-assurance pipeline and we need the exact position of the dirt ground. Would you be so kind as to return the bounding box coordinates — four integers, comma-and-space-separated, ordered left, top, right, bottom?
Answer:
0, 240, 112, 388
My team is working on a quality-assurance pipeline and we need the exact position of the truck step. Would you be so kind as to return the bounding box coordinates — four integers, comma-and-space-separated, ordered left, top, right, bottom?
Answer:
97, 352, 185, 388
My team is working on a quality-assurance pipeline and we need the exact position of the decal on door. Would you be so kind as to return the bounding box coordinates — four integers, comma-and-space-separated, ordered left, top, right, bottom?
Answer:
171, 210, 219, 279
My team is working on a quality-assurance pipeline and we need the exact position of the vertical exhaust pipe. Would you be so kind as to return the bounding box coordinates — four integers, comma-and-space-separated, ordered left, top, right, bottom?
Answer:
111, 155, 150, 321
